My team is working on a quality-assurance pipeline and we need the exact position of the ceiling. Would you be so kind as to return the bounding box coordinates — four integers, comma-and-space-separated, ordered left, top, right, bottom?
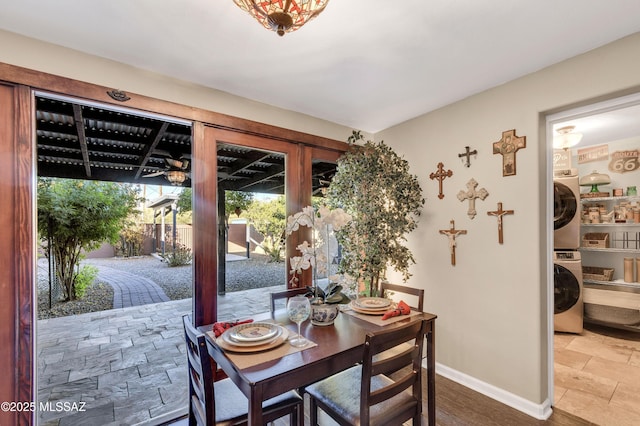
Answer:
35, 94, 337, 191
1, 1, 640, 134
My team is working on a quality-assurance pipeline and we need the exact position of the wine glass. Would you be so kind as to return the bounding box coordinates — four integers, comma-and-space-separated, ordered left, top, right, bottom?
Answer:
287, 295, 311, 347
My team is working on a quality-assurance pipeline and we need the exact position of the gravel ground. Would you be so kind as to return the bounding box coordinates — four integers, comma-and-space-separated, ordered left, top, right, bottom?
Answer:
37, 254, 286, 319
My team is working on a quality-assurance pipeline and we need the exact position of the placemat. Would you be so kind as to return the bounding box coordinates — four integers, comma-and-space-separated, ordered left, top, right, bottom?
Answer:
341, 307, 422, 326
207, 330, 317, 370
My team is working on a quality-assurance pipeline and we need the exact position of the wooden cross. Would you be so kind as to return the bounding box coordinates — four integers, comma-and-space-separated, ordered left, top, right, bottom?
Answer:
439, 220, 467, 266
458, 146, 478, 168
429, 162, 453, 199
487, 202, 514, 244
457, 178, 489, 219
492, 129, 526, 176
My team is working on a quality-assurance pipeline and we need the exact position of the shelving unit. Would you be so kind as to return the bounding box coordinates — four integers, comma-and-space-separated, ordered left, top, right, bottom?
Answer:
579, 195, 640, 330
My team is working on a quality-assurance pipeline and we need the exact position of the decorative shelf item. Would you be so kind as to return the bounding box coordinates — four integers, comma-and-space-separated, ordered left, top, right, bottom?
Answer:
579, 170, 611, 195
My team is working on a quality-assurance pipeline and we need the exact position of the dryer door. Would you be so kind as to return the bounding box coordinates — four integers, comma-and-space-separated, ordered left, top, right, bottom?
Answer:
554, 181, 578, 230
554, 263, 581, 314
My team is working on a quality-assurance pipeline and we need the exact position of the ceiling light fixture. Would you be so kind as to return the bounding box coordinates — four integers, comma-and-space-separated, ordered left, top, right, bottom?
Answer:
166, 170, 187, 186
553, 125, 583, 150
233, 0, 330, 36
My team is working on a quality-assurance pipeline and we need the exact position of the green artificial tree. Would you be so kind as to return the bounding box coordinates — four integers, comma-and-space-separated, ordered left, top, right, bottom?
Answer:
327, 131, 425, 297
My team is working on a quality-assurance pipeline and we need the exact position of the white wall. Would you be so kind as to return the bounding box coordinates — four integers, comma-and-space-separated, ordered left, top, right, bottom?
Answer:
377, 31, 640, 415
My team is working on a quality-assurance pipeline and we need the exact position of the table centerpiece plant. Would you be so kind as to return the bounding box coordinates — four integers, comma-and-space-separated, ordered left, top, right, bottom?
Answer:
285, 205, 354, 325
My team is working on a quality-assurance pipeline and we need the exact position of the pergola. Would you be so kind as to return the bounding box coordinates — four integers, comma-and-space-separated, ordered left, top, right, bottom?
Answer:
35, 93, 338, 294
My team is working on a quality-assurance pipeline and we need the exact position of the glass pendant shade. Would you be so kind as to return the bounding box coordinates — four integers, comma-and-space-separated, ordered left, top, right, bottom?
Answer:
233, 0, 330, 36
553, 125, 583, 150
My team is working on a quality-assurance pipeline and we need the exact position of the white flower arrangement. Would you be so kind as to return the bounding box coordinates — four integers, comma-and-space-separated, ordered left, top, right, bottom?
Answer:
285, 205, 356, 298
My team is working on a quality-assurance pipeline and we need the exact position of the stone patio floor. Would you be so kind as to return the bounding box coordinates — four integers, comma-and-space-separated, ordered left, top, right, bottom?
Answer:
37, 285, 283, 426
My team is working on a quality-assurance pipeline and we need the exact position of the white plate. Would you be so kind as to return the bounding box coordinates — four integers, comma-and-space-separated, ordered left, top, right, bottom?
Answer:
223, 325, 283, 347
349, 301, 396, 316
228, 322, 279, 342
354, 297, 391, 310
219, 327, 289, 352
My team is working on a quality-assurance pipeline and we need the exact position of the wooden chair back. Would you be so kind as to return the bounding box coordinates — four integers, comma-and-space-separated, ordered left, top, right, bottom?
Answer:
360, 319, 427, 425
182, 315, 214, 426
380, 282, 424, 312
270, 287, 308, 314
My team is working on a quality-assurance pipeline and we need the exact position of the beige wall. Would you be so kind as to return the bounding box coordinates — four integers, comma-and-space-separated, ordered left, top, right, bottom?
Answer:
4, 24, 640, 418
377, 31, 640, 413
0, 29, 357, 142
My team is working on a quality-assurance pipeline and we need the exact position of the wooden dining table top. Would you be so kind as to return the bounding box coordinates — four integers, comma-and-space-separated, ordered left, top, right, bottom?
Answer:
200, 308, 437, 425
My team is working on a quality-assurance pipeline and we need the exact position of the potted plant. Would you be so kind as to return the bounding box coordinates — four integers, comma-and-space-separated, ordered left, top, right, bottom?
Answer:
327, 130, 425, 297
285, 205, 353, 325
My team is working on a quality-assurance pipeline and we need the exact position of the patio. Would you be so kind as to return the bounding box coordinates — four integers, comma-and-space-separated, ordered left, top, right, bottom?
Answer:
37, 285, 282, 426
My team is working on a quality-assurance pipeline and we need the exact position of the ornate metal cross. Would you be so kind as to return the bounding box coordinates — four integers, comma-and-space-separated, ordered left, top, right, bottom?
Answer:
457, 178, 489, 219
492, 129, 526, 176
439, 219, 467, 266
487, 202, 514, 244
429, 162, 453, 199
458, 146, 478, 168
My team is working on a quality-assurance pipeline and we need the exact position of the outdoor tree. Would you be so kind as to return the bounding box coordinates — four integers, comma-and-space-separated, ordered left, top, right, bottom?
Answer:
245, 196, 286, 262
327, 131, 425, 297
38, 178, 140, 301
177, 188, 253, 225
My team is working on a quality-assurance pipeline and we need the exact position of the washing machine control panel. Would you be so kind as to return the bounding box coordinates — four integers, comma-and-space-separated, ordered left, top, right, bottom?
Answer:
554, 251, 581, 261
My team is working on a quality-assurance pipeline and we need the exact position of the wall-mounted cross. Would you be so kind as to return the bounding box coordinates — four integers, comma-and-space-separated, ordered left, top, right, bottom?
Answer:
492, 129, 526, 176
487, 202, 514, 244
457, 178, 489, 219
439, 219, 467, 266
429, 162, 453, 199
458, 146, 478, 168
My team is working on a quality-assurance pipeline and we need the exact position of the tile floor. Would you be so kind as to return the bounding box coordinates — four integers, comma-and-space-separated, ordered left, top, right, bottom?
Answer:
554, 323, 640, 425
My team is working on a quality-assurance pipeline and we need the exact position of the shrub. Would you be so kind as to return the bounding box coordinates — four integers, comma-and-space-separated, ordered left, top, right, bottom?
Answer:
163, 243, 193, 267
74, 265, 99, 299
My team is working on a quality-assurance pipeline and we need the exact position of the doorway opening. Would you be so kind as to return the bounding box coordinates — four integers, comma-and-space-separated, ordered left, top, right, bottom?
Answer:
547, 91, 640, 424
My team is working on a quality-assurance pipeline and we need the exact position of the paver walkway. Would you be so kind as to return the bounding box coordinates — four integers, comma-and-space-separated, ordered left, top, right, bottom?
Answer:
37, 285, 282, 426
96, 266, 170, 308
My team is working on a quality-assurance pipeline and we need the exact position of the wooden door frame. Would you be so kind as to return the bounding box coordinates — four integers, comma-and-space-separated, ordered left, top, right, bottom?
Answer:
0, 62, 348, 425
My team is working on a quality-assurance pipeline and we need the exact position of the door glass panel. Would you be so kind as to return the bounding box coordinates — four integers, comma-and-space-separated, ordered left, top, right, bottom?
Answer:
216, 143, 287, 319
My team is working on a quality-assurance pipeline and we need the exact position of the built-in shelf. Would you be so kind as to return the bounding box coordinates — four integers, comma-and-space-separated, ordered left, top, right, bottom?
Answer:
584, 278, 640, 288
580, 247, 640, 253
582, 222, 640, 227
581, 195, 640, 202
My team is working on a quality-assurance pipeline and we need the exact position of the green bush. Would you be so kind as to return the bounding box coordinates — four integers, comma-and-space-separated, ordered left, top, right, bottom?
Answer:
163, 243, 193, 267
74, 265, 98, 299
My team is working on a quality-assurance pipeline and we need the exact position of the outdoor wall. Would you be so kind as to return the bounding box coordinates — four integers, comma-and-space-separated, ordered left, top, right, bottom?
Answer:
377, 32, 640, 417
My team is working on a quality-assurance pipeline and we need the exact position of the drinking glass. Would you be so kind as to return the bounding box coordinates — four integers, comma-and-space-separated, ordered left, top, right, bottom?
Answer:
287, 295, 311, 347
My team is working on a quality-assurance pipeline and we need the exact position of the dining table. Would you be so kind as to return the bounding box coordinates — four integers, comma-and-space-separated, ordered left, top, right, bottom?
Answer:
200, 306, 437, 426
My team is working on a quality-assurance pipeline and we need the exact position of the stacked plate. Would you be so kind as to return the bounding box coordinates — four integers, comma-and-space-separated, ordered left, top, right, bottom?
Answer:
349, 297, 393, 315
218, 322, 289, 353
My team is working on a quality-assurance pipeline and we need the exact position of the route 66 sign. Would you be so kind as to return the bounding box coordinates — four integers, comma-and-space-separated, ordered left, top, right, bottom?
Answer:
608, 150, 640, 173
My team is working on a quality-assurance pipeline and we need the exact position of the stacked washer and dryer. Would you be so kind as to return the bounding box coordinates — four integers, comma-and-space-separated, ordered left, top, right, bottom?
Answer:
553, 168, 584, 333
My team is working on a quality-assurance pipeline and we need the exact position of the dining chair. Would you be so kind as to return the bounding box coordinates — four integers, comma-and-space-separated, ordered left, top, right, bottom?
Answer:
182, 315, 304, 426
269, 287, 309, 314
305, 318, 428, 426
380, 282, 424, 312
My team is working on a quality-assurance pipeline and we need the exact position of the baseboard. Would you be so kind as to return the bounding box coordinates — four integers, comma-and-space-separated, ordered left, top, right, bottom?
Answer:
429, 361, 553, 420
